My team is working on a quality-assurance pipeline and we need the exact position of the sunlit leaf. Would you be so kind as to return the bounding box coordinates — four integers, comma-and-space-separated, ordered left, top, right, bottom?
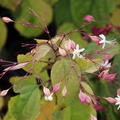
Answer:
51, 58, 80, 107
4, 76, 41, 120
37, 101, 56, 120
52, 97, 96, 120
17, 53, 50, 83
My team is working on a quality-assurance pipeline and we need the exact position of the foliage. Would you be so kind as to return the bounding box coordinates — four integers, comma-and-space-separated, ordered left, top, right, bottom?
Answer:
0, 0, 120, 120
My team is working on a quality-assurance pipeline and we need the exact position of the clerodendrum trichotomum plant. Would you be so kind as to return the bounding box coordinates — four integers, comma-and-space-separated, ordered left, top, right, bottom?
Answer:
1, 14, 120, 120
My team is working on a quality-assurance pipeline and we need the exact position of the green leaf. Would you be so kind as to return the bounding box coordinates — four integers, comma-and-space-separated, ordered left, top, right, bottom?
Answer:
14, 0, 53, 37
57, 22, 88, 47
4, 76, 41, 120
76, 58, 102, 73
17, 53, 50, 83
34, 44, 54, 61
51, 58, 80, 106
52, 97, 96, 120
70, 0, 116, 26
54, 0, 73, 26
0, 0, 23, 11
111, 53, 120, 85
45, 0, 58, 5
81, 81, 94, 95
0, 20, 7, 50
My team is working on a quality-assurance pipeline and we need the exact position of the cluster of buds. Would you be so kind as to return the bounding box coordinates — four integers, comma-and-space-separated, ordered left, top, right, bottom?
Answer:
59, 39, 85, 59
43, 83, 61, 101
78, 90, 91, 104
99, 69, 116, 82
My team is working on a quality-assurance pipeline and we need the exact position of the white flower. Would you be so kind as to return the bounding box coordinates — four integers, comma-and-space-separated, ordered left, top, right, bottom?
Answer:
99, 34, 113, 49
101, 60, 111, 68
43, 87, 53, 101
45, 93, 53, 101
115, 95, 120, 110
72, 44, 85, 59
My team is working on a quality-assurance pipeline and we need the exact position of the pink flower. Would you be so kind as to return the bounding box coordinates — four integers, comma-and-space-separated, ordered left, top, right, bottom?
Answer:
59, 48, 67, 56
78, 90, 91, 104
90, 115, 97, 120
62, 87, 67, 97
99, 69, 116, 82
89, 36, 101, 45
64, 40, 76, 50
52, 83, 61, 93
2, 17, 13, 23
104, 97, 117, 103
83, 15, 95, 22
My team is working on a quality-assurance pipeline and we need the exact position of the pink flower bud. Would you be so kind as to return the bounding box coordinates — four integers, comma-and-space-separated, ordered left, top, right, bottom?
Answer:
104, 97, 117, 104
2, 17, 13, 23
52, 83, 61, 93
64, 40, 76, 50
90, 115, 97, 120
117, 89, 120, 96
85, 95, 91, 104
43, 87, 50, 96
103, 53, 112, 61
93, 103, 104, 111
59, 48, 67, 56
62, 87, 67, 97
106, 74, 116, 82
0, 88, 10, 97
99, 69, 116, 82
83, 15, 95, 22
78, 90, 86, 104
89, 36, 100, 45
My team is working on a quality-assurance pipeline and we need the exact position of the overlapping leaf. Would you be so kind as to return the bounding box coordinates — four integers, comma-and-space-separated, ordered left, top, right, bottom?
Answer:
14, 0, 53, 37
4, 76, 41, 120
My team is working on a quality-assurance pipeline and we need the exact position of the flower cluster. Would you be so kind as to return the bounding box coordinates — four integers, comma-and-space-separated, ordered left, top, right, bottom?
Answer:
58, 39, 85, 59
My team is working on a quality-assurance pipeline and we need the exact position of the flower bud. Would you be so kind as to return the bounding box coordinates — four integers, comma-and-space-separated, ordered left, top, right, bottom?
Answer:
78, 90, 86, 104
104, 97, 117, 103
43, 87, 51, 96
64, 40, 76, 50
89, 36, 100, 45
52, 83, 61, 94
0, 88, 10, 97
59, 48, 67, 56
90, 115, 97, 120
62, 87, 67, 97
83, 15, 95, 22
2, 17, 13, 23
85, 95, 91, 104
